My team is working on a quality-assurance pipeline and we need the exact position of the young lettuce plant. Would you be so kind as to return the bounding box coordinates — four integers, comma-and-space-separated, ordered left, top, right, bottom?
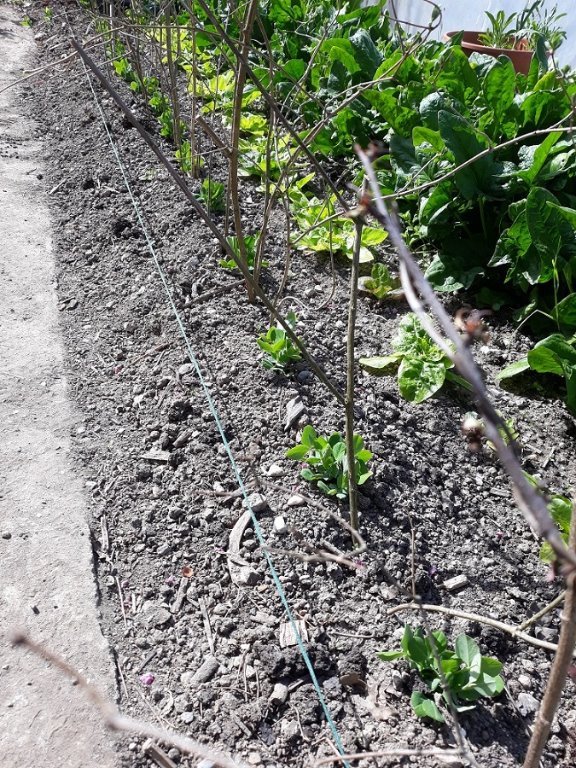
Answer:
286, 425, 372, 500
256, 311, 302, 372
360, 313, 468, 403
379, 625, 505, 723
358, 262, 402, 300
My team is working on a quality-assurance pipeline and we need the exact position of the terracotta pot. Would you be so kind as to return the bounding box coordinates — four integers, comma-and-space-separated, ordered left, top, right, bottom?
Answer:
444, 31, 534, 75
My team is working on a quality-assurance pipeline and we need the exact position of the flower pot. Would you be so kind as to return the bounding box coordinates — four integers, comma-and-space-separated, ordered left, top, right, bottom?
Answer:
444, 31, 534, 75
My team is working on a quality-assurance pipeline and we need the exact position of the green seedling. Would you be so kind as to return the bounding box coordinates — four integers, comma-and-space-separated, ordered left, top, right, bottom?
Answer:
522, 472, 573, 563
379, 625, 504, 723
286, 425, 372, 500
498, 333, 576, 415
219, 235, 267, 271
360, 313, 469, 403
198, 179, 225, 214
359, 262, 402, 300
256, 311, 302, 372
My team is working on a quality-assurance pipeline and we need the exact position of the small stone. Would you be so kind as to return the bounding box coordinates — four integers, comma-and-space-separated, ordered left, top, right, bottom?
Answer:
284, 396, 306, 432
181, 655, 219, 686
286, 494, 306, 508
179, 712, 195, 724
1, 532, 11, 540
269, 682, 289, 706
242, 492, 267, 513
247, 752, 262, 765
238, 566, 261, 586
197, 761, 215, 768
443, 574, 469, 592
267, 463, 284, 478
518, 674, 532, 690
149, 607, 172, 627
273, 516, 287, 535
296, 370, 314, 384
517, 692, 539, 716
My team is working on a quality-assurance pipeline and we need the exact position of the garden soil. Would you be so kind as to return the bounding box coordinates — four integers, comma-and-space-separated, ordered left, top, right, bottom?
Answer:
5, 3, 576, 767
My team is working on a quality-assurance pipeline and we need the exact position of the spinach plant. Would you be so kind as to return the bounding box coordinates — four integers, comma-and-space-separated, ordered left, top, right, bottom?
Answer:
379, 625, 504, 722
256, 311, 302, 371
360, 313, 467, 403
220, 234, 266, 271
286, 425, 372, 499
498, 333, 576, 414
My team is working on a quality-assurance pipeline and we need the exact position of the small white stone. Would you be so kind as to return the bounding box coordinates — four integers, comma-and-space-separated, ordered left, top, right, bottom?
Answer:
286, 494, 306, 507
242, 492, 267, 512
443, 574, 469, 592
269, 682, 289, 706
518, 674, 532, 690
273, 516, 287, 535
267, 463, 284, 478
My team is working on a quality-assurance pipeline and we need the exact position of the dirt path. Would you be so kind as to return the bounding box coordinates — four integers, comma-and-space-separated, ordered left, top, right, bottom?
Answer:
0, 7, 117, 767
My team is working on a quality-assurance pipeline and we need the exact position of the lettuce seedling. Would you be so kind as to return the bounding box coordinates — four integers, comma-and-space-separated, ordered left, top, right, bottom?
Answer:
286, 425, 372, 499
197, 178, 225, 213
360, 313, 469, 403
379, 625, 504, 723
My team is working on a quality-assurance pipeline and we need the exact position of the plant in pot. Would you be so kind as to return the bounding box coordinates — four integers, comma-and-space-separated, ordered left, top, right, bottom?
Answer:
445, 1, 566, 75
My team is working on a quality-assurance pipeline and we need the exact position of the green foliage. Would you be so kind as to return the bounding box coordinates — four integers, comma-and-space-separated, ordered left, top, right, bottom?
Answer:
219, 234, 267, 271
378, 625, 504, 722
479, 2, 566, 51
360, 314, 467, 403
198, 178, 225, 214
289, 186, 387, 262
286, 425, 372, 499
520, 473, 573, 562
373, 37, 576, 336
359, 262, 401, 299
256, 311, 302, 371
498, 333, 576, 413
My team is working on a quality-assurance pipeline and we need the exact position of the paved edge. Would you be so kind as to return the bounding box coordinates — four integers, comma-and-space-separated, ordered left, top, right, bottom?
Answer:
0, 8, 118, 767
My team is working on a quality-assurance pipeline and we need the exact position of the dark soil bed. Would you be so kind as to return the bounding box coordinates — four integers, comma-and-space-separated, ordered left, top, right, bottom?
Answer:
21, 4, 576, 767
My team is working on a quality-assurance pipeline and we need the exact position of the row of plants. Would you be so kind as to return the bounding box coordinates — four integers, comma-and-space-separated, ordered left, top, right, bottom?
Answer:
81, 2, 576, 750
101, 0, 576, 417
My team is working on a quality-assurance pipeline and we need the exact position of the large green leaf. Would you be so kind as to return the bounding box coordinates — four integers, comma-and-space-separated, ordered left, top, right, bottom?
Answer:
398, 356, 447, 403
410, 691, 445, 722
482, 57, 515, 122
349, 28, 382, 79
438, 110, 495, 198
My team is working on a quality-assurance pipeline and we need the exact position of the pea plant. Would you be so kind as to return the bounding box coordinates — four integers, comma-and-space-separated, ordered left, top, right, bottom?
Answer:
286, 425, 372, 500
378, 625, 505, 723
256, 311, 302, 372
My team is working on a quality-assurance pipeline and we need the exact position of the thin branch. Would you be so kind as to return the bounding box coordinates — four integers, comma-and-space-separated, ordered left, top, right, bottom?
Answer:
388, 602, 574, 656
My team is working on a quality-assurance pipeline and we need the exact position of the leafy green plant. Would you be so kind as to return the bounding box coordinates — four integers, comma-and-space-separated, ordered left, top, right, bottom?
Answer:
289, 186, 387, 262
378, 625, 505, 722
479, 2, 566, 51
478, 10, 519, 49
360, 313, 467, 403
219, 234, 267, 271
521, 473, 573, 562
256, 311, 302, 372
197, 178, 225, 213
498, 333, 576, 414
286, 425, 372, 499
358, 262, 401, 299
